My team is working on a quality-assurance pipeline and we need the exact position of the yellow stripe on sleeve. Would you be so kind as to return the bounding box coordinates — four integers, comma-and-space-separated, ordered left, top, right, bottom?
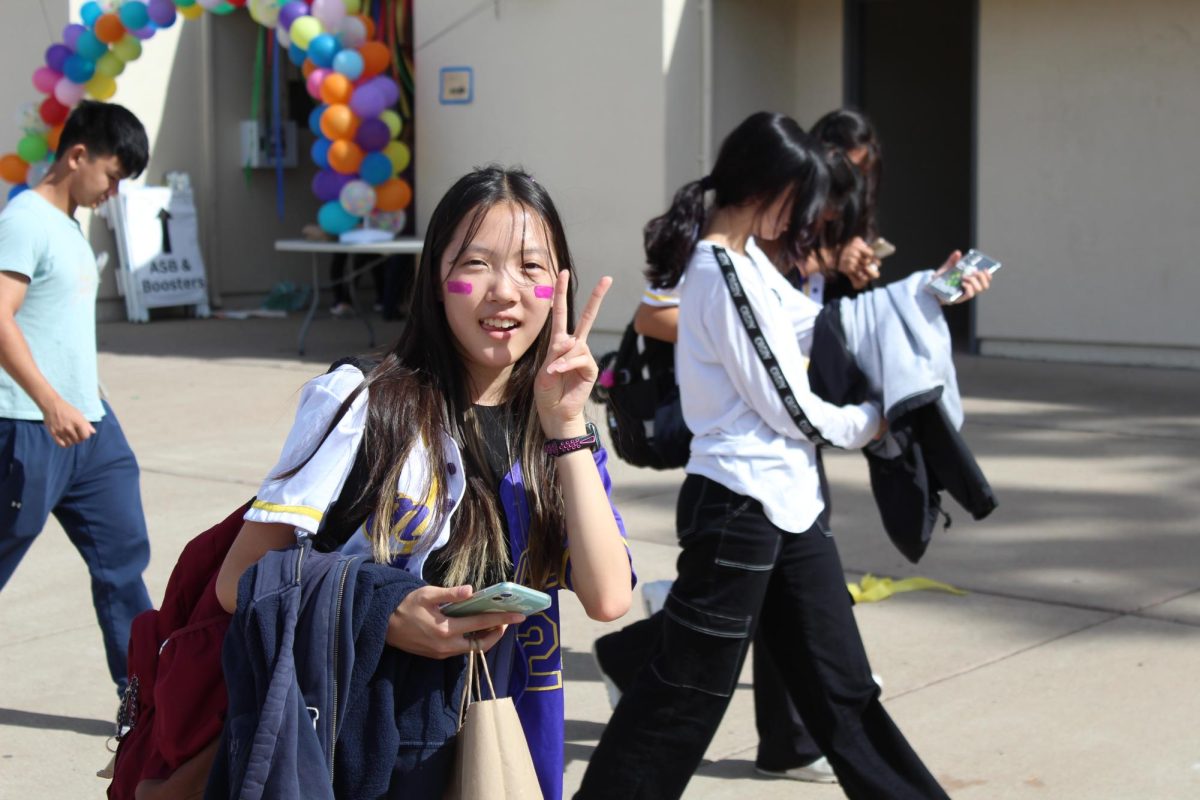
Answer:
249, 500, 325, 523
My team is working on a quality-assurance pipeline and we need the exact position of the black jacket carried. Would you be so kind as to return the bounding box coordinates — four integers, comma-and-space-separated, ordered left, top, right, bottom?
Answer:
809, 272, 997, 563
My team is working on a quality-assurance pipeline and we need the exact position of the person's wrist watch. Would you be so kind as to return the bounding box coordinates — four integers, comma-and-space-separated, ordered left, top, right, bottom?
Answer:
544, 421, 600, 458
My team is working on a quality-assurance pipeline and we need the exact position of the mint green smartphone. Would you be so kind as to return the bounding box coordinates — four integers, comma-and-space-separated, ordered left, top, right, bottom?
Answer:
440, 582, 551, 618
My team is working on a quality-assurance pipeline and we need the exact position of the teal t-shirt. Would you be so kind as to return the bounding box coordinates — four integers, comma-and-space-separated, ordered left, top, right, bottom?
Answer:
0, 190, 104, 422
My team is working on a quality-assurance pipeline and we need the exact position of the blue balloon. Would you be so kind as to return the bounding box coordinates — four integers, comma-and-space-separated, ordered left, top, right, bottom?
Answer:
359, 152, 393, 186
64, 54, 96, 84
307, 34, 341, 69
119, 1, 151, 31
288, 43, 307, 68
81, 1, 103, 28
7, 184, 28, 201
308, 104, 327, 137
311, 138, 331, 170
74, 30, 108, 61
332, 50, 363, 81
318, 201, 359, 235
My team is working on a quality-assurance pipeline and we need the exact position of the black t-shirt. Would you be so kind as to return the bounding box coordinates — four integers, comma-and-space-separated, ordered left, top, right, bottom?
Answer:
421, 403, 519, 589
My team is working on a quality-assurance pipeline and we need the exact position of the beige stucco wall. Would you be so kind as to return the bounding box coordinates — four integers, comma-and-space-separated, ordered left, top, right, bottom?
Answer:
712, 0, 842, 141
976, 0, 1200, 367
414, 1, 669, 334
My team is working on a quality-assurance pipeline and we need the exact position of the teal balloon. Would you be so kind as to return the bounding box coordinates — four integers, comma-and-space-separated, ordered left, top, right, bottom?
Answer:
332, 50, 363, 80
318, 201, 359, 235
119, 2, 151, 31
359, 152, 392, 186
81, 2, 103, 27
307, 34, 340, 68
64, 55, 96, 84
74, 30, 108, 61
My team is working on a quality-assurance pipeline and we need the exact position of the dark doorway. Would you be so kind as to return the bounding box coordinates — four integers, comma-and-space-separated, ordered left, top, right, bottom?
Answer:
845, 0, 977, 347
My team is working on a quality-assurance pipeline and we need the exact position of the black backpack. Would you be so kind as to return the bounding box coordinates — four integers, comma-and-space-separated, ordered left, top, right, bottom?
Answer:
593, 323, 691, 470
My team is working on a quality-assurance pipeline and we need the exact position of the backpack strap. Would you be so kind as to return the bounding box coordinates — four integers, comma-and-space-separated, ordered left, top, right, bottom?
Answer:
313, 356, 380, 551
712, 245, 831, 447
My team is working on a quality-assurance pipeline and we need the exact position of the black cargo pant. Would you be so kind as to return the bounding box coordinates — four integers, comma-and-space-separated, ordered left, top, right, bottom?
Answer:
577, 474, 948, 800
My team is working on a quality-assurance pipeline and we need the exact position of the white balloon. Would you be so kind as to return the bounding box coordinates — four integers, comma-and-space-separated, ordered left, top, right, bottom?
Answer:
312, 0, 346, 31
276, 21, 291, 48
16, 102, 48, 135
339, 180, 376, 217
338, 16, 367, 48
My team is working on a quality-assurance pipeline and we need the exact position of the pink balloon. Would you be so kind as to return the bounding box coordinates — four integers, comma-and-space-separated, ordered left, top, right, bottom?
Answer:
33, 67, 62, 95
54, 76, 88, 107
306, 68, 331, 100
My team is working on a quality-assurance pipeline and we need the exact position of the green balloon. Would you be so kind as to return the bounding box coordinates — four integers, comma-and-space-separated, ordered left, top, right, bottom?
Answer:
113, 37, 142, 63
212, 2, 236, 14
96, 52, 125, 79
17, 135, 49, 165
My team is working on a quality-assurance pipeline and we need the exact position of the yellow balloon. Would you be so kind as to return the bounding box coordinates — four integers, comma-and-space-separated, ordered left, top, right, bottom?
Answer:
289, 16, 323, 50
87, 74, 117, 101
342, 0, 362, 12
96, 52, 125, 79
380, 110, 403, 139
113, 36, 143, 63
180, 4, 204, 20
384, 141, 411, 174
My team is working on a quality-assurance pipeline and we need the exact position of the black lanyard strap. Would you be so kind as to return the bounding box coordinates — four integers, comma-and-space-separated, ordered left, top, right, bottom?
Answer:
712, 245, 831, 447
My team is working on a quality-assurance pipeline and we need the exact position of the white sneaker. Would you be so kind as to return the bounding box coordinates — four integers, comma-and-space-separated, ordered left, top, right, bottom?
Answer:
640, 579, 673, 617
592, 642, 623, 711
755, 756, 837, 783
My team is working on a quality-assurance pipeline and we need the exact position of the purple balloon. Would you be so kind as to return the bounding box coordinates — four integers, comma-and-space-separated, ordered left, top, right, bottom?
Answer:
46, 44, 73, 73
355, 118, 391, 152
148, 0, 177, 27
278, 1, 309, 31
349, 86, 386, 120
312, 169, 353, 203
367, 76, 400, 107
132, 25, 157, 40
63, 24, 86, 51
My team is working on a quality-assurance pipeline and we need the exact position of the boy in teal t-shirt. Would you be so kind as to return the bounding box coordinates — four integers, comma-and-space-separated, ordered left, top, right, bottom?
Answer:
0, 101, 152, 697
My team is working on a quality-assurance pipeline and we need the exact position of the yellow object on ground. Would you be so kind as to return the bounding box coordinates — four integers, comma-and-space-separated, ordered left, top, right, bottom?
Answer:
846, 574, 967, 604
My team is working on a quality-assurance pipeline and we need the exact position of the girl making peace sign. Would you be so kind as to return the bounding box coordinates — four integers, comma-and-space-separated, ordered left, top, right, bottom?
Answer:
215, 167, 633, 799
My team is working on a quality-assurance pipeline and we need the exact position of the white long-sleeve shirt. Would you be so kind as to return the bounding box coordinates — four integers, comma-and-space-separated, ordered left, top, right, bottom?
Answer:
677, 240, 881, 533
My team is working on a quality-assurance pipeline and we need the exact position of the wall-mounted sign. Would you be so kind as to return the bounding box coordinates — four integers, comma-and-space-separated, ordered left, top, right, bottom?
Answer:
439, 66, 474, 105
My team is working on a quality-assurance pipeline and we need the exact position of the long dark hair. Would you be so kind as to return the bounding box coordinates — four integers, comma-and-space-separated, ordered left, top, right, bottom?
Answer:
811, 108, 882, 241
289, 167, 576, 590
644, 111, 828, 288
816, 147, 868, 257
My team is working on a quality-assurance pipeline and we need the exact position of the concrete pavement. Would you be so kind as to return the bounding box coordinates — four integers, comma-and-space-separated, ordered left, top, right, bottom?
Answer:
1, 314, 1198, 798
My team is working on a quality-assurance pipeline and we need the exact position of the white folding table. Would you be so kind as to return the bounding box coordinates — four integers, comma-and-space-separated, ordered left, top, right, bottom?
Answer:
274, 237, 424, 355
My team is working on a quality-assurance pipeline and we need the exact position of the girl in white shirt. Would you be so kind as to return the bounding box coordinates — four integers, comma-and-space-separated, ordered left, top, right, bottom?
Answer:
214, 167, 633, 799
577, 113, 949, 800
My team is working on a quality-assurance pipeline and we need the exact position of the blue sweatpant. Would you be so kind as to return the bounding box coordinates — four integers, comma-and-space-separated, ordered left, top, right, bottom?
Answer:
0, 400, 152, 694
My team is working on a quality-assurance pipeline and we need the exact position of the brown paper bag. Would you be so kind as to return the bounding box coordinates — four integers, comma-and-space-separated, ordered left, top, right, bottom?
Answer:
444, 642, 542, 800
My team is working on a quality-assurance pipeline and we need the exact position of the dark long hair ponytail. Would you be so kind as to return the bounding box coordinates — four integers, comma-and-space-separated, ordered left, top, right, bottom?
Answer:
644, 111, 829, 288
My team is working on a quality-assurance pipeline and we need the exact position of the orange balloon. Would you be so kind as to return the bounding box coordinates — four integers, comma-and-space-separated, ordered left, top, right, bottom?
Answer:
374, 177, 412, 212
301, 59, 317, 79
95, 14, 126, 45
46, 124, 65, 153
357, 14, 375, 40
0, 154, 29, 185
328, 140, 365, 175
320, 104, 359, 141
359, 42, 391, 79
320, 73, 354, 105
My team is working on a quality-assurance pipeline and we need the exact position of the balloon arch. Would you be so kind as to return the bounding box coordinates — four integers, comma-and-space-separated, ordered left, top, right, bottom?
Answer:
1, 0, 414, 236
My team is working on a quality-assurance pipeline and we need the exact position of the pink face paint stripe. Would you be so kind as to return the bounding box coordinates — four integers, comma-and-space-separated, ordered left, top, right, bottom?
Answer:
446, 281, 473, 295
533, 285, 554, 299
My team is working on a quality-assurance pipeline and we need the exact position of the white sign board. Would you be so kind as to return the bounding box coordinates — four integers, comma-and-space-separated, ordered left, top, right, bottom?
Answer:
107, 183, 210, 322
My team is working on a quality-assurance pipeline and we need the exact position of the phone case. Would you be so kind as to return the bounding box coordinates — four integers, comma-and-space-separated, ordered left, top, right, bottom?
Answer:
440, 582, 552, 617
925, 249, 1001, 303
